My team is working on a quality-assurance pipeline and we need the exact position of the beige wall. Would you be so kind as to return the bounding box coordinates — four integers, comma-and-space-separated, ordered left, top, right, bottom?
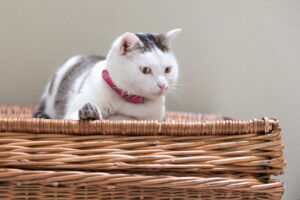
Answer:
0, 0, 299, 199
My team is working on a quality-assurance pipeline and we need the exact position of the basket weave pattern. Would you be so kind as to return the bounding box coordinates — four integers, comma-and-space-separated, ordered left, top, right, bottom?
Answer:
0, 105, 285, 200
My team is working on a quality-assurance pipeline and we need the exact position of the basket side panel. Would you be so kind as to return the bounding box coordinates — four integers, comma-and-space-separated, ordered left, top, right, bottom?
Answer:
0, 168, 284, 200
0, 131, 284, 176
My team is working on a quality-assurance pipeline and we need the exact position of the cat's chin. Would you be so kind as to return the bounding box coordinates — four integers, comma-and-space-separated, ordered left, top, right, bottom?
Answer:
146, 91, 166, 100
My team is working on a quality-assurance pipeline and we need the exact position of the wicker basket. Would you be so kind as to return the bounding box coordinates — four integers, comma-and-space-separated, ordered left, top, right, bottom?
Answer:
0, 105, 285, 200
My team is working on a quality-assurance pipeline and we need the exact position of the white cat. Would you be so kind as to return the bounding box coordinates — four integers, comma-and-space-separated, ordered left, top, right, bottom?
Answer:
33, 29, 181, 120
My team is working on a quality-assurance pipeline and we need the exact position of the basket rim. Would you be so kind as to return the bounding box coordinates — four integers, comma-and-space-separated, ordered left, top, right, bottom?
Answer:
0, 104, 280, 136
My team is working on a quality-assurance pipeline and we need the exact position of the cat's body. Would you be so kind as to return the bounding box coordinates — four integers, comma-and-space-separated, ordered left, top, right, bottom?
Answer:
33, 29, 181, 120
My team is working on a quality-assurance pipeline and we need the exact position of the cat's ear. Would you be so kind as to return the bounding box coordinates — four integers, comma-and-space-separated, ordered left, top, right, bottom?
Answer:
120, 33, 143, 55
161, 28, 182, 47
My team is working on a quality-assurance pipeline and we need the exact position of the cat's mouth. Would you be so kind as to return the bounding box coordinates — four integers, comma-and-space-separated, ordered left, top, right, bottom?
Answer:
151, 90, 166, 97
136, 89, 167, 101
156, 90, 164, 96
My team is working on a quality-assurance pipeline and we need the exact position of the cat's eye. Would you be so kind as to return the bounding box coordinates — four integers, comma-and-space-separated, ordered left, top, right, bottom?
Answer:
165, 66, 172, 73
140, 67, 151, 74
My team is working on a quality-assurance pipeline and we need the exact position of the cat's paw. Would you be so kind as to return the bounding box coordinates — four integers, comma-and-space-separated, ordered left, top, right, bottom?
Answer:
78, 103, 102, 120
33, 111, 50, 119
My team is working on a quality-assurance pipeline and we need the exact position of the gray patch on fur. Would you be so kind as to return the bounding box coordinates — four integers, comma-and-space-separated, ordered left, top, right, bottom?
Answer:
135, 33, 169, 52
78, 69, 92, 94
78, 102, 102, 120
48, 73, 56, 95
54, 55, 104, 118
33, 99, 50, 119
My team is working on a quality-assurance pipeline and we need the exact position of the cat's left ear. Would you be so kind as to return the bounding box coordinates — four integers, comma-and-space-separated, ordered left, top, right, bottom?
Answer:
161, 28, 182, 47
120, 33, 143, 55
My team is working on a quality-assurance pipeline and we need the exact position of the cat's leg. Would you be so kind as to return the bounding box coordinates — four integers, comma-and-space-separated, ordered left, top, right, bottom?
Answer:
78, 103, 103, 120
33, 99, 50, 119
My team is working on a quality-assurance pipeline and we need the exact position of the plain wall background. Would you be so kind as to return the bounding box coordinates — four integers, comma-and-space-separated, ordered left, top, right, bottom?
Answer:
0, 0, 299, 199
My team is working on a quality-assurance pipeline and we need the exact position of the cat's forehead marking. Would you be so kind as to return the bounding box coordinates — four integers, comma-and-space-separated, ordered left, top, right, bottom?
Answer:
135, 33, 168, 52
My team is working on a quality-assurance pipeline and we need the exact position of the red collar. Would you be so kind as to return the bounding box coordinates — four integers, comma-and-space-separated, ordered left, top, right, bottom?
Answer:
102, 69, 146, 104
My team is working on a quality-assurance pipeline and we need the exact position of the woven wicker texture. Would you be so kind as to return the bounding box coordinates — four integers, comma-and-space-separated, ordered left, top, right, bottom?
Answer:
0, 105, 285, 200
0, 168, 283, 200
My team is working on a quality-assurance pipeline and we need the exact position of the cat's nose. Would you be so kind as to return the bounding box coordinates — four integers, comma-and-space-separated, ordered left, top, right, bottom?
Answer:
157, 83, 167, 90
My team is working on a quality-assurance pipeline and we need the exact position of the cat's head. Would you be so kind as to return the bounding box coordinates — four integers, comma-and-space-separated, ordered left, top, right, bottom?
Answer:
106, 29, 181, 100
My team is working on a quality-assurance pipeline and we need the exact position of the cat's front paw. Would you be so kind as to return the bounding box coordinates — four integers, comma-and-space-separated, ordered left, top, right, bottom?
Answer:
33, 111, 50, 119
78, 103, 102, 120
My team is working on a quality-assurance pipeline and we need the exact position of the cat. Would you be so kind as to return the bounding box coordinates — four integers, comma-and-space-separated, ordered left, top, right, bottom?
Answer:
33, 29, 181, 120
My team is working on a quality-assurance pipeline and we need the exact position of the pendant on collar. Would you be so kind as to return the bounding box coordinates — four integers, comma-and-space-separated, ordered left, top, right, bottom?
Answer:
102, 70, 146, 104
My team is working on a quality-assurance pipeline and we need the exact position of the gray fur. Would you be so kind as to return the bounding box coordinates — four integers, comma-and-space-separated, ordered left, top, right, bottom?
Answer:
78, 69, 92, 94
54, 55, 104, 118
135, 33, 169, 52
79, 102, 102, 120
33, 99, 50, 119
48, 73, 56, 95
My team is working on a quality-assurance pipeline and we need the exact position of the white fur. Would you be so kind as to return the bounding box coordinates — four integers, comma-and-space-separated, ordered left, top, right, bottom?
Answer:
45, 30, 181, 120
43, 55, 83, 118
